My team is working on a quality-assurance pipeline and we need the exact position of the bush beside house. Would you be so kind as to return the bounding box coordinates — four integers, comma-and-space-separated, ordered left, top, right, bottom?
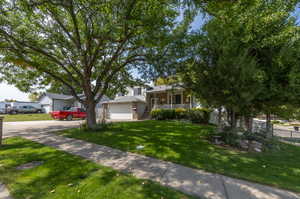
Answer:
150, 108, 211, 124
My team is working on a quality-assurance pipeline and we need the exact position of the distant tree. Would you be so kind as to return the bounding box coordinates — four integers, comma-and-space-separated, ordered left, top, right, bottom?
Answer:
0, 0, 180, 128
4, 99, 16, 102
154, 76, 180, 86
28, 92, 41, 102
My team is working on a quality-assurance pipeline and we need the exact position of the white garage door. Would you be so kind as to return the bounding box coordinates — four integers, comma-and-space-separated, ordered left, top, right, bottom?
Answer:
109, 103, 132, 120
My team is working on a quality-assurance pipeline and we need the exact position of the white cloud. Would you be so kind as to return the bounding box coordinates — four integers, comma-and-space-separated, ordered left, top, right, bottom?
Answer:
0, 83, 29, 101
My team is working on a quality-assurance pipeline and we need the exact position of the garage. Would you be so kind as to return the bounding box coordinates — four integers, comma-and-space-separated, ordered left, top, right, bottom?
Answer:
103, 96, 146, 121
108, 103, 133, 120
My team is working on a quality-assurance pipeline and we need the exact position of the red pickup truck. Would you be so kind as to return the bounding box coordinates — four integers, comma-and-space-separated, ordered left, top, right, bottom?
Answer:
50, 107, 86, 121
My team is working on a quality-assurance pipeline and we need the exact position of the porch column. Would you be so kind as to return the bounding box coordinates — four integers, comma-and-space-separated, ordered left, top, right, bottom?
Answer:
0, 116, 4, 146
181, 91, 184, 107
154, 93, 157, 109
170, 92, 173, 109
167, 92, 169, 107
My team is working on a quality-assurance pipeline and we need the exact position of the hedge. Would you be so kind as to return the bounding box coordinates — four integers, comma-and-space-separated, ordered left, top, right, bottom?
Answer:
150, 108, 211, 124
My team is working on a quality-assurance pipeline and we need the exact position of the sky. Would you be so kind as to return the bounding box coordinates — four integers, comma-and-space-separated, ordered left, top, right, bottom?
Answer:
0, 5, 299, 102
0, 83, 29, 101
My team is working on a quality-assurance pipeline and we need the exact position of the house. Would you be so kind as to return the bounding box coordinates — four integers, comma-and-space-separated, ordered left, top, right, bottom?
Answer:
102, 84, 199, 121
39, 93, 80, 113
146, 85, 198, 111
102, 86, 147, 120
39, 92, 109, 113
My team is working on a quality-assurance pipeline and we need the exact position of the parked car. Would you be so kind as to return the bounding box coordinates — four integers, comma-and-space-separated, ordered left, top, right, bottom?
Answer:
50, 107, 86, 121
8, 105, 44, 114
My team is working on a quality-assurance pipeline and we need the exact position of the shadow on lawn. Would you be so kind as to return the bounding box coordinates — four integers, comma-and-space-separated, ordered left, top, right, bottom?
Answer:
59, 120, 300, 192
0, 138, 194, 199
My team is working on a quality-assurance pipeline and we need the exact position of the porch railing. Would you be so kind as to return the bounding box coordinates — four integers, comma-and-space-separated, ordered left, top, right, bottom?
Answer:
153, 104, 191, 109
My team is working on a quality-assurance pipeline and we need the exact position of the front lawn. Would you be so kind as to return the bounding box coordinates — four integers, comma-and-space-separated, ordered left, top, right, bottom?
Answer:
2, 113, 53, 122
57, 120, 300, 193
0, 137, 194, 199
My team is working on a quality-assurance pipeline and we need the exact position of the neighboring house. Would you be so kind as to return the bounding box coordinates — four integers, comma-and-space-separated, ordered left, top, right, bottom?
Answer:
146, 85, 199, 111
102, 86, 147, 120
39, 92, 109, 113
39, 93, 79, 113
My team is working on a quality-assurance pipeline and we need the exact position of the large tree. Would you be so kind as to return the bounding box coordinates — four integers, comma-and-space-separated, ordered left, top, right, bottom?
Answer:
180, 0, 300, 133
0, 0, 179, 128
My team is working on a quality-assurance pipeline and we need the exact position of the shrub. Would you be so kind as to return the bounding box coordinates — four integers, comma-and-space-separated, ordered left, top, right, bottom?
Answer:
150, 109, 176, 120
174, 108, 188, 119
187, 108, 212, 124
151, 107, 211, 124
150, 109, 163, 120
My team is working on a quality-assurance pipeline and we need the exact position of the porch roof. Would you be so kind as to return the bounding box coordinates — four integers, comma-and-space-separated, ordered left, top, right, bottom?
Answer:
146, 85, 184, 93
102, 96, 146, 104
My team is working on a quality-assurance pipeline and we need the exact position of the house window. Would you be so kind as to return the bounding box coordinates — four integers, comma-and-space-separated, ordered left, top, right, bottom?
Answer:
174, 94, 182, 104
134, 88, 142, 96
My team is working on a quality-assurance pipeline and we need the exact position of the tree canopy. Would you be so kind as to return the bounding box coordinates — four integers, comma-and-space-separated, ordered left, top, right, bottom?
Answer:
178, 0, 300, 131
0, 0, 180, 128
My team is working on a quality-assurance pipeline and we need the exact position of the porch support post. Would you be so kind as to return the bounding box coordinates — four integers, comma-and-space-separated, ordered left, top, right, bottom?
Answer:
170, 92, 173, 109
154, 93, 157, 109
181, 91, 184, 107
0, 116, 4, 146
167, 92, 169, 108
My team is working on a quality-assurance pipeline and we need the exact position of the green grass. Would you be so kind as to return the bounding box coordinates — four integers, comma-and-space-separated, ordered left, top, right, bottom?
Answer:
57, 120, 300, 193
1, 113, 53, 122
0, 137, 195, 199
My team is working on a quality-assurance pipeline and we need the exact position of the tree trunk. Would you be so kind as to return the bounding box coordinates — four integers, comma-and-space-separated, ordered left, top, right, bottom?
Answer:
239, 116, 243, 129
227, 109, 231, 124
230, 110, 237, 129
217, 107, 222, 131
85, 100, 97, 129
245, 117, 253, 132
266, 112, 272, 138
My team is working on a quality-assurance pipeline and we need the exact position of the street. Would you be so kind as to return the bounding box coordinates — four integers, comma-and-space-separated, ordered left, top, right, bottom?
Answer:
3, 120, 83, 138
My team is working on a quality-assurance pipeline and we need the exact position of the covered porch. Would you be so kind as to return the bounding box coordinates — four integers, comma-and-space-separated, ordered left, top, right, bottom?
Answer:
146, 89, 195, 110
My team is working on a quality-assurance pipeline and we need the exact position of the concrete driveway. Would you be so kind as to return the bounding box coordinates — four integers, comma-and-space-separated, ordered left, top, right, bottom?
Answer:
3, 120, 83, 138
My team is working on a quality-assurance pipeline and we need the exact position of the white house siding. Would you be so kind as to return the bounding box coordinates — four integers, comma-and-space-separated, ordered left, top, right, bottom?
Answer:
43, 105, 50, 113
136, 102, 146, 119
39, 96, 53, 113
39, 96, 52, 106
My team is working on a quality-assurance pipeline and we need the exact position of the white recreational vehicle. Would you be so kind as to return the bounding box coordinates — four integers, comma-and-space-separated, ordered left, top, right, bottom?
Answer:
0, 102, 11, 114
10, 101, 42, 109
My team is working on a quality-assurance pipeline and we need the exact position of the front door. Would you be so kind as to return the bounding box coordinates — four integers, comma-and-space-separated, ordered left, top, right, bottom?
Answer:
174, 94, 182, 104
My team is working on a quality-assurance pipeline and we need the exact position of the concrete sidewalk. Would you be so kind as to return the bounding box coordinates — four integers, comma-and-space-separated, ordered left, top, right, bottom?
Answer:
5, 131, 300, 199
0, 183, 12, 199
